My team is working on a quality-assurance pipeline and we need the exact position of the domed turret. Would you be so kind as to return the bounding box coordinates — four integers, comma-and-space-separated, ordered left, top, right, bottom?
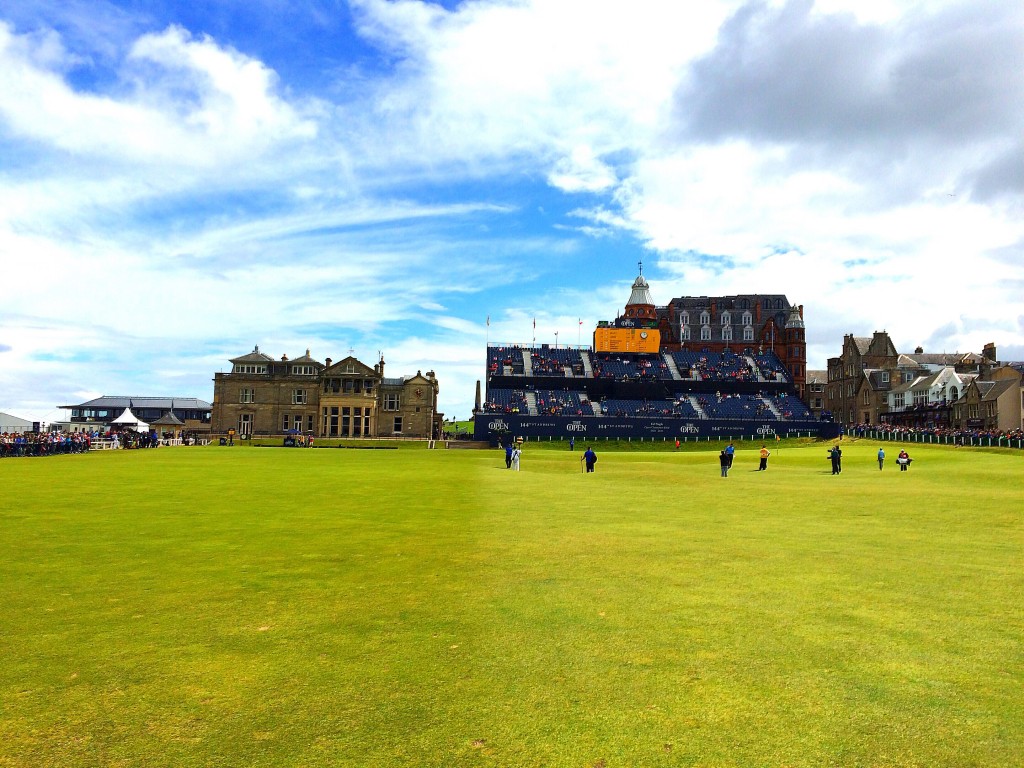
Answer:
623, 262, 657, 320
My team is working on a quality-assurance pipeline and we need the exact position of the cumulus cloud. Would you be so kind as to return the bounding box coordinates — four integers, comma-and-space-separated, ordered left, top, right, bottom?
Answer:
0, 21, 317, 168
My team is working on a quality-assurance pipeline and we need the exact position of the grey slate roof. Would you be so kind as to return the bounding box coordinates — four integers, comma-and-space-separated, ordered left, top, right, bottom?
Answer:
60, 396, 212, 410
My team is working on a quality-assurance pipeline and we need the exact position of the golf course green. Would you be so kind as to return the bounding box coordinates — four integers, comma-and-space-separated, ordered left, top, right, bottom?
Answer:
1, 440, 1021, 767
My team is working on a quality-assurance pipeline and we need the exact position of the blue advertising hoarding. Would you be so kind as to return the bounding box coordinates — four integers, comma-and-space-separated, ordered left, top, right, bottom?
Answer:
475, 414, 836, 442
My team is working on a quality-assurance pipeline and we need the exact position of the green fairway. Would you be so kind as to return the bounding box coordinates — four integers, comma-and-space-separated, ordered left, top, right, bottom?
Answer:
1, 442, 1022, 767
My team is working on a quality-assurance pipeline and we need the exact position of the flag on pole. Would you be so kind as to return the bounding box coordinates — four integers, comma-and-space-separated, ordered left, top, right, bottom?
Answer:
486, 315, 490, 327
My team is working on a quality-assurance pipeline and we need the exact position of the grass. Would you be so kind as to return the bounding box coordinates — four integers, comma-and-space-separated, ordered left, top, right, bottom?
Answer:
0, 441, 1021, 767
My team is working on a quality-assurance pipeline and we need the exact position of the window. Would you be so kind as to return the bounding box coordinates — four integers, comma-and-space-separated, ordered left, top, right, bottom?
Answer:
721, 312, 731, 326
700, 311, 710, 325
700, 326, 711, 341
393, 417, 403, 433
383, 394, 400, 411
307, 415, 314, 432
862, 389, 870, 404
238, 413, 253, 435
742, 311, 752, 325
239, 388, 254, 403
681, 327, 691, 341
292, 389, 307, 405
233, 364, 267, 374
722, 326, 732, 341
291, 365, 315, 375
282, 414, 290, 431
680, 311, 689, 326
881, 371, 890, 383
743, 327, 754, 341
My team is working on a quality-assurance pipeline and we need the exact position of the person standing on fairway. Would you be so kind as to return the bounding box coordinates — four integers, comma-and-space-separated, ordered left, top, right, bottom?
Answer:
725, 442, 735, 470
829, 445, 842, 474
582, 446, 597, 473
511, 445, 521, 471
720, 450, 730, 477
877, 447, 885, 470
569, 436, 575, 451
505, 442, 513, 469
758, 444, 770, 471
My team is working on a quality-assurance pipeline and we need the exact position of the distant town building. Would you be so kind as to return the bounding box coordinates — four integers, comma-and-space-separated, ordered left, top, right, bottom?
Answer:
825, 332, 996, 427
0, 411, 34, 434
58, 396, 212, 435
211, 347, 441, 439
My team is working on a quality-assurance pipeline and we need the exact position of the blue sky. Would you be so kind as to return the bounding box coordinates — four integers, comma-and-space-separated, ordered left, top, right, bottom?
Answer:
2, 0, 1023, 423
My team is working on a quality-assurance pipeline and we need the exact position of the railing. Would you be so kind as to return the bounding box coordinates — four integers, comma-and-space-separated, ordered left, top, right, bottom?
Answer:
854, 429, 1024, 449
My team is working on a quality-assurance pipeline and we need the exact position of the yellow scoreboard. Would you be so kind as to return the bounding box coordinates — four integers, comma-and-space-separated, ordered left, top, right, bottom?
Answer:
593, 327, 661, 353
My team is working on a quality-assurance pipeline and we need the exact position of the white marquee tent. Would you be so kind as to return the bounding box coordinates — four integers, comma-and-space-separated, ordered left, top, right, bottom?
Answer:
110, 408, 149, 432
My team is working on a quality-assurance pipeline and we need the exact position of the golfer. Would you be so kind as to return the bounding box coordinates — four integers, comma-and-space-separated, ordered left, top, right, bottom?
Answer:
511, 445, 521, 471
758, 444, 770, 471
582, 446, 597, 473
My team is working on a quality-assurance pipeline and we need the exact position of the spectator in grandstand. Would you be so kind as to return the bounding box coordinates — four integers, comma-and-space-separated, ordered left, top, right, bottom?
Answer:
898, 449, 911, 472
582, 446, 597, 473
511, 445, 521, 471
758, 445, 770, 471
505, 442, 513, 469
877, 447, 885, 470
719, 450, 730, 477
829, 445, 842, 475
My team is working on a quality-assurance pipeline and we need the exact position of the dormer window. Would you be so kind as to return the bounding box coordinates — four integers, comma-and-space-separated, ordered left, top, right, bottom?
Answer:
742, 312, 752, 326
680, 311, 689, 326
700, 326, 711, 341
700, 311, 710, 325
722, 326, 732, 341
721, 312, 731, 326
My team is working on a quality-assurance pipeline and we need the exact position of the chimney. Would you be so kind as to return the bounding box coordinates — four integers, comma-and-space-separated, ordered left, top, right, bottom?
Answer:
325, 357, 332, 368
982, 342, 997, 362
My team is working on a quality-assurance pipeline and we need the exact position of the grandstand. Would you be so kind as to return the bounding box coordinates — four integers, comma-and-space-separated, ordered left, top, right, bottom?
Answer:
474, 268, 833, 441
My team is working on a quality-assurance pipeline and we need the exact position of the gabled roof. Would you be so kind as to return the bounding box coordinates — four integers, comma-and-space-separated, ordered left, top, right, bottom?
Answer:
853, 337, 872, 355
981, 379, 1017, 402
150, 411, 186, 426
323, 356, 377, 376
230, 345, 275, 364
287, 349, 322, 365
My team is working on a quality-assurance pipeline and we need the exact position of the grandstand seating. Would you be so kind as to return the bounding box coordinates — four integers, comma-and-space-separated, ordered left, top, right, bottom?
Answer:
591, 353, 671, 380
752, 352, 791, 382
487, 346, 525, 376
769, 393, 813, 420
529, 348, 585, 377
671, 351, 758, 382
599, 398, 699, 419
482, 388, 529, 414
534, 389, 594, 416
695, 393, 777, 420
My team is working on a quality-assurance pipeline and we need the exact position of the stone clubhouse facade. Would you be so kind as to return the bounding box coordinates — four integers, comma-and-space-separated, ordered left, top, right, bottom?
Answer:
211, 347, 441, 439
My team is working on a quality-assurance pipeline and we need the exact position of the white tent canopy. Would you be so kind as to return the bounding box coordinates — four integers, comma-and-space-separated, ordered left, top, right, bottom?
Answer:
111, 408, 149, 432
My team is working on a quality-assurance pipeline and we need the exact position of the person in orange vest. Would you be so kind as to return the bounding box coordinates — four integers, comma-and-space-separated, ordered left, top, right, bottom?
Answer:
758, 444, 771, 471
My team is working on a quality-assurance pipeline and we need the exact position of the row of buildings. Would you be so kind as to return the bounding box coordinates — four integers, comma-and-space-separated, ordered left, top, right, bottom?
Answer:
807, 331, 1023, 433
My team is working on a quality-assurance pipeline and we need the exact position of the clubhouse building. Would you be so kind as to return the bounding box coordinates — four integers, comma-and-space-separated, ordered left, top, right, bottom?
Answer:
211, 348, 441, 439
